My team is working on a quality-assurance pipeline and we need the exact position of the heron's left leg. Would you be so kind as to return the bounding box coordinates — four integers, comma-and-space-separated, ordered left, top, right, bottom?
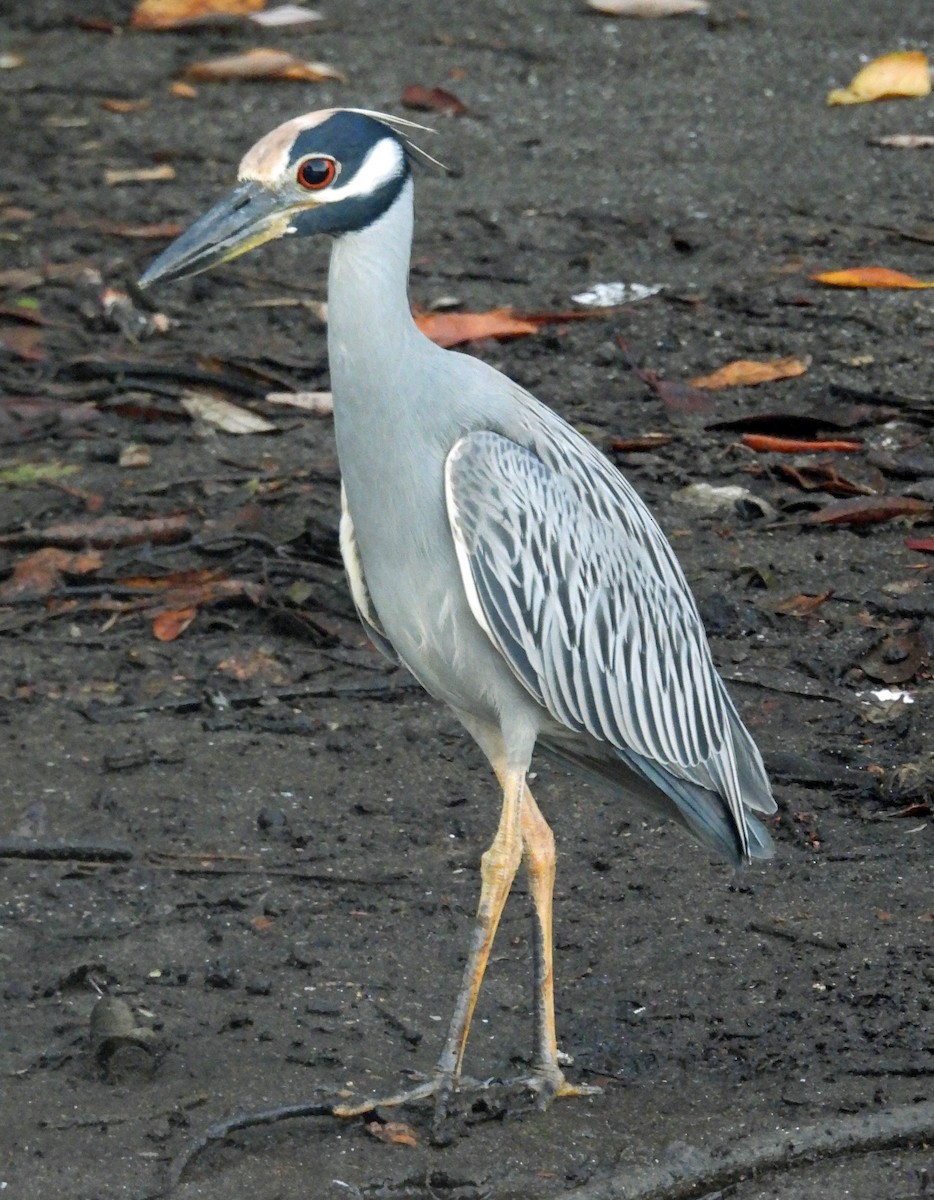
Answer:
520, 786, 599, 1104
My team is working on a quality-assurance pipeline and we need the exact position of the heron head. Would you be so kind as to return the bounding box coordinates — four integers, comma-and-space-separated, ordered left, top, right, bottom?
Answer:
138, 108, 440, 288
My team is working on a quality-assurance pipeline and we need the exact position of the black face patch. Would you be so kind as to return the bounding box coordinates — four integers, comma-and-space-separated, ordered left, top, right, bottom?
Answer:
286, 111, 410, 236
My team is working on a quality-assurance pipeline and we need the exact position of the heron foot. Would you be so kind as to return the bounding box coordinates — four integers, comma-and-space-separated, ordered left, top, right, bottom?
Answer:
332, 1065, 599, 1140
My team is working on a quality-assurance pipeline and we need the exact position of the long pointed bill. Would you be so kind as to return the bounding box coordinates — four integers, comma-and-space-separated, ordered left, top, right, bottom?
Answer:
138, 181, 293, 288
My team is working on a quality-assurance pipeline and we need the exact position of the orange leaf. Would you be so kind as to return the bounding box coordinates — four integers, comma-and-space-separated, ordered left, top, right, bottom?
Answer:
152, 607, 197, 641
415, 308, 540, 348
131, 0, 264, 30
827, 50, 931, 106
366, 1121, 419, 1147
690, 355, 810, 390
812, 266, 934, 289
774, 591, 833, 617
401, 84, 467, 116
184, 48, 345, 83
742, 434, 862, 453
0, 547, 103, 602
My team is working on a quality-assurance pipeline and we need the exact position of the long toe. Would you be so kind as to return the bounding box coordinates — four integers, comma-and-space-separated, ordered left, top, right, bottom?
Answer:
522, 1066, 602, 1111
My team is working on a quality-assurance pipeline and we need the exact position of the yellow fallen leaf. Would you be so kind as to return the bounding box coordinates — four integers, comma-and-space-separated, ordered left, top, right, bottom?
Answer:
812, 266, 934, 289
131, 0, 264, 30
827, 50, 931, 106
690, 354, 810, 389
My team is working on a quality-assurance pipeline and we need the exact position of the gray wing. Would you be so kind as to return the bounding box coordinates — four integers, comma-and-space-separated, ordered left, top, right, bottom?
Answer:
339, 483, 398, 663
445, 429, 775, 860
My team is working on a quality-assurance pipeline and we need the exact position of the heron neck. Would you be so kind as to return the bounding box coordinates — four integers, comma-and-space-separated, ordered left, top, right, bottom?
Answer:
326, 177, 421, 410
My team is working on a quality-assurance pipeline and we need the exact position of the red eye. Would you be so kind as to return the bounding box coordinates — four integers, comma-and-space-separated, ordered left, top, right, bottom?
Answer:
297, 156, 337, 190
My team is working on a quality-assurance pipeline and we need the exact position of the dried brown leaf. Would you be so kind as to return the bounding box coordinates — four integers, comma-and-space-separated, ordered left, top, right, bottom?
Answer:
774, 591, 833, 617
184, 47, 345, 83
0, 513, 193, 549
400, 84, 467, 116
152, 607, 197, 641
415, 308, 539, 348
366, 1121, 419, 1148
131, 0, 264, 30
0, 548, 103, 602
804, 496, 932, 526
905, 536, 934, 554
180, 391, 276, 433
690, 355, 810, 389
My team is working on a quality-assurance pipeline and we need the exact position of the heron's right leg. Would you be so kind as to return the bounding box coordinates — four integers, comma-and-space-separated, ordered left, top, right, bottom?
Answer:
430, 761, 525, 1125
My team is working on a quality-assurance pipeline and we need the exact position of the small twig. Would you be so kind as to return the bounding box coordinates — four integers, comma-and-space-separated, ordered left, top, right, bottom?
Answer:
568, 1098, 934, 1200
164, 1099, 337, 1192
748, 920, 843, 953
0, 837, 133, 863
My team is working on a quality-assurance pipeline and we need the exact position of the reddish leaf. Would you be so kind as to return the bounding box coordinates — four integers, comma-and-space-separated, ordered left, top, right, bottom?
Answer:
617, 339, 713, 415
610, 433, 674, 452
774, 591, 833, 617
861, 627, 927, 685
152, 607, 197, 641
0, 513, 193, 549
366, 1120, 419, 1147
905, 536, 934, 554
0, 548, 103, 601
743, 434, 862, 453
401, 84, 467, 116
774, 462, 873, 498
0, 324, 44, 361
804, 496, 932, 526
415, 309, 539, 347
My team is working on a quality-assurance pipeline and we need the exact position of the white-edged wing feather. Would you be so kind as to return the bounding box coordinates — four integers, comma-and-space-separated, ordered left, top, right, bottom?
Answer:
445, 430, 775, 858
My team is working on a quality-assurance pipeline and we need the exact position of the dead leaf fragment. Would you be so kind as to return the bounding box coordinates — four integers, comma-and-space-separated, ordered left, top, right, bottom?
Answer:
0, 513, 193, 550
152, 607, 197, 641
871, 133, 934, 150
742, 434, 862, 453
690, 355, 810, 389
180, 391, 276, 434
101, 98, 152, 114
217, 649, 289, 683
170, 81, 198, 99
905, 536, 934, 554
827, 50, 931, 106
804, 496, 932, 527
415, 308, 539, 348
774, 591, 833, 617
0, 548, 103, 602
812, 266, 934, 289
104, 164, 176, 187
265, 390, 333, 415
366, 1121, 419, 1148
586, 0, 708, 14
184, 48, 345, 83
400, 85, 467, 116
131, 0, 264, 29
118, 444, 152, 468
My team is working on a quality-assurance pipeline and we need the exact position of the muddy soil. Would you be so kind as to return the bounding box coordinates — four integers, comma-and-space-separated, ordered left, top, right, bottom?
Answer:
1, 1, 933, 1197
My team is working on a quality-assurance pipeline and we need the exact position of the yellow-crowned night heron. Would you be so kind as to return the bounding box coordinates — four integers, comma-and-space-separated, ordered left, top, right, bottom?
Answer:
140, 108, 775, 1128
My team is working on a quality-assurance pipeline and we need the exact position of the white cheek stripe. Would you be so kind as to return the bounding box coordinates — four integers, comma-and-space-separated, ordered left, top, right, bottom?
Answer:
315, 138, 405, 204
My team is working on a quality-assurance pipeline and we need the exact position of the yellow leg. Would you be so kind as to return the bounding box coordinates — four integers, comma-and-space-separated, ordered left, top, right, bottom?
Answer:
521, 787, 597, 1103
433, 762, 524, 1107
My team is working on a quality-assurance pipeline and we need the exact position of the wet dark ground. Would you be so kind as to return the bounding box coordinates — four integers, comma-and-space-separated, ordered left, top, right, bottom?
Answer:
1, 1, 933, 1197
